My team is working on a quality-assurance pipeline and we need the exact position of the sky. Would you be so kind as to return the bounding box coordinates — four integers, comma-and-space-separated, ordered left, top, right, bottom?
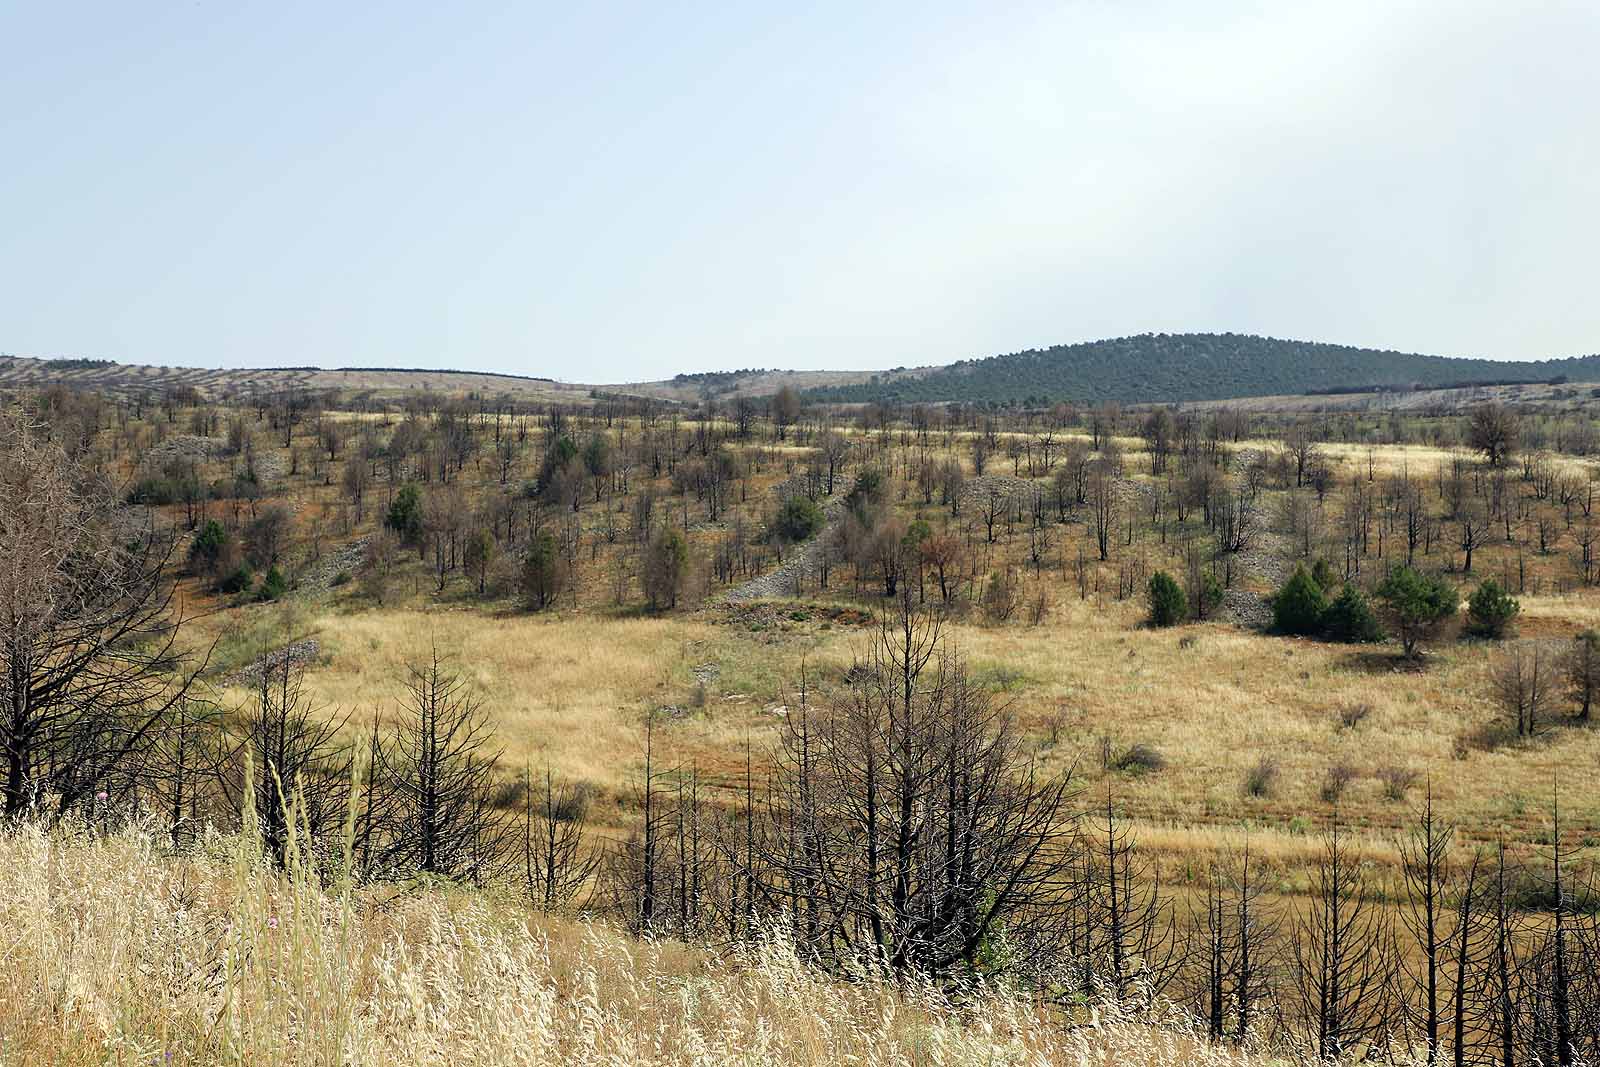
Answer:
3, 1, 1597, 382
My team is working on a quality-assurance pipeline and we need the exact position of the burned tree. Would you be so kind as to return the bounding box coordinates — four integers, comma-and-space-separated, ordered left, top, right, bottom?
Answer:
377, 649, 510, 883
763, 593, 1078, 979
1, 414, 209, 816
1191, 844, 1280, 1045
521, 765, 599, 913
1079, 799, 1184, 1006
220, 653, 351, 869
1290, 811, 1399, 1060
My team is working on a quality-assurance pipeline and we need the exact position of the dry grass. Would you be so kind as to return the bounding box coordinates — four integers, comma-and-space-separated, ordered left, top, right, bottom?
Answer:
96, 401, 1600, 891
190, 575, 1600, 878
0, 818, 1292, 1066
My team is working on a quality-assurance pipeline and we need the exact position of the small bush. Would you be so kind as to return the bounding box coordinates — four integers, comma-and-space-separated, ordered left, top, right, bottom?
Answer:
256, 566, 287, 602
844, 470, 885, 519
187, 519, 231, 576
1322, 585, 1384, 643
218, 563, 254, 595
643, 527, 689, 610
773, 495, 824, 543
1272, 564, 1328, 636
550, 780, 598, 822
1310, 558, 1338, 593
488, 778, 528, 809
1377, 764, 1420, 801
1027, 586, 1050, 626
126, 476, 179, 506
1337, 702, 1373, 730
1467, 578, 1519, 639
1319, 762, 1357, 804
1146, 571, 1187, 628
330, 570, 352, 587
1188, 567, 1224, 620
385, 483, 425, 544
981, 569, 1021, 623
521, 531, 568, 610
1114, 743, 1166, 775
1243, 756, 1279, 798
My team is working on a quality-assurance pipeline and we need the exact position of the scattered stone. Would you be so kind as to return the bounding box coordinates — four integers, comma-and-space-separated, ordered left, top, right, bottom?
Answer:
227, 639, 321, 686
302, 535, 370, 591
144, 434, 225, 467
1220, 588, 1272, 629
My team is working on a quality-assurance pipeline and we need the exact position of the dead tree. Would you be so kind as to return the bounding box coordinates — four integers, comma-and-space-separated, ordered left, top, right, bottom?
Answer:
1089, 461, 1117, 561
377, 649, 510, 883
608, 707, 669, 934
1, 414, 210, 817
1291, 810, 1399, 1061
1398, 785, 1466, 1065
220, 654, 351, 869
1082, 799, 1184, 1007
522, 765, 599, 913
763, 593, 1078, 980
1191, 843, 1280, 1045
1494, 641, 1554, 738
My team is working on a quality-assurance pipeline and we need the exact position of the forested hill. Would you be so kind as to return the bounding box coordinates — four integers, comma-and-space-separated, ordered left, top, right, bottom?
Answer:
804, 333, 1600, 406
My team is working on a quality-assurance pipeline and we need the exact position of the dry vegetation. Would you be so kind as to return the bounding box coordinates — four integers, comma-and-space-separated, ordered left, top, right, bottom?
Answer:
1, 817, 1276, 1066
9, 376, 1600, 1060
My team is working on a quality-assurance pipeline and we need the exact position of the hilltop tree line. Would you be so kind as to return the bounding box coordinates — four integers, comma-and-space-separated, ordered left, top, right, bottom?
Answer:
805, 332, 1600, 407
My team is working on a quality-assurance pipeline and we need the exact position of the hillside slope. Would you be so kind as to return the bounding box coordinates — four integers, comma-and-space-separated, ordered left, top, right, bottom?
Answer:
805, 333, 1600, 406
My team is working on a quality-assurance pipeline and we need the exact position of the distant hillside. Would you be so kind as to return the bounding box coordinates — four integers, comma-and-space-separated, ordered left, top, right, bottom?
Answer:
9, 332, 1599, 408
804, 333, 1600, 407
0, 355, 603, 404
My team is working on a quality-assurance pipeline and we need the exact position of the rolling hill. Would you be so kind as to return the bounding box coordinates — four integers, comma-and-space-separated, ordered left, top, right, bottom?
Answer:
802, 333, 1600, 407
6, 332, 1599, 408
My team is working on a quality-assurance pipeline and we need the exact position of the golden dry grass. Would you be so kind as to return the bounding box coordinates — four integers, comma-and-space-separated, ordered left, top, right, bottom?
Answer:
0, 819, 1297, 1066
190, 582, 1600, 888
128, 406, 1600, 886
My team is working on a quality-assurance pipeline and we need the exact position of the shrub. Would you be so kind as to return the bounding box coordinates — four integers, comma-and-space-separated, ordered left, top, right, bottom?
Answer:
1321, 585, 1384, 643
980, 569, 1021, 623
1375, 566, 1458, 659
1243, 756, 1279, 798
126, 476, 178, 506
643, 527, 689, 610
385, 483, 424, 545
1467, 578, 1519, 639
1146, 571, 1187, 627
549, 779, 598, 822
244, 505, 291, 569
218, 563, 253, 595
256, 566, 287, 602
844, 470, 886, 519
520, 531, 566, 610
1310, 557, 1338, 593
187, 519, 230, 576
1189, 568, 1224, 620
773, 495, 823, 543
1114, 743, 1166, 775
1337, 702, 1373, 730
1272, 564, 1328, 636
1319, 762, 1358, 804
1377, 764, 1420, 802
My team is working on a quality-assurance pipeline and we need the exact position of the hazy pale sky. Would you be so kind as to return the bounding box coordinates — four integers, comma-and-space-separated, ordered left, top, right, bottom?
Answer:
3, 1, 1596, 381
